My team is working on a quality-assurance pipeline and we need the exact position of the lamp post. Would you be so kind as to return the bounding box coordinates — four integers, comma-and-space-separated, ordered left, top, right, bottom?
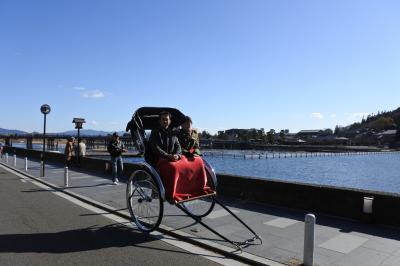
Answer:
40, 104, 51, 177
72, 118, 85, 166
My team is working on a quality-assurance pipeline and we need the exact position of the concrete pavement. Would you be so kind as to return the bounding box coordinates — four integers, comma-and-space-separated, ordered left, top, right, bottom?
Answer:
0, 167, 227, 266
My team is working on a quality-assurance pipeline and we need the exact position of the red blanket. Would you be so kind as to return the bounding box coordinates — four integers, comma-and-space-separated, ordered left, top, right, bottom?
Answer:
156, 156, 213, 202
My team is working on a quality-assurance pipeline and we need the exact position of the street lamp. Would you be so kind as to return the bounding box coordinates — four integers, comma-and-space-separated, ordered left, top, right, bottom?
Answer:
40, 104, 51, 177
72, 118, 85, 165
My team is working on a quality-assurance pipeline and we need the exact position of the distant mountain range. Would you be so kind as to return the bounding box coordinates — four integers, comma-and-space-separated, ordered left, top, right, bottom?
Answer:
0, 128, 28, 135
0, 128, 126, 136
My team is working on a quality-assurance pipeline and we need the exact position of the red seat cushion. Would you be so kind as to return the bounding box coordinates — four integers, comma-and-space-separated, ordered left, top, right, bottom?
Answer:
156, 156, 213, 202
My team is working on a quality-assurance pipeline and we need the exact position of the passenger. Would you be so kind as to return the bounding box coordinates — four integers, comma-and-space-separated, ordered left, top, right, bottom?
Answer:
64, 137, 75, 167
177, 116, 201, 157
149, 111, 182, 162
149, 111, 208, 202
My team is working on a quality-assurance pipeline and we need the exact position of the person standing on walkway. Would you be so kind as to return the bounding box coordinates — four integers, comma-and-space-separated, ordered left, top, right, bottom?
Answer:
107, 132, 127, 184
77, 138, 86, 157
64, 137, 75, 167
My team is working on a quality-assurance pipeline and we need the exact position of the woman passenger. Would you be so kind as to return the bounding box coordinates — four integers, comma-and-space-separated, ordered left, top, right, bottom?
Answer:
177, 116, 201, 157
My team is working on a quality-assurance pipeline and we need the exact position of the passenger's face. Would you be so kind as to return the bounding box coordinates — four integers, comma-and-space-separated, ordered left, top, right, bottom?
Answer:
160, 115, 171, 129
182, 121, 192, 132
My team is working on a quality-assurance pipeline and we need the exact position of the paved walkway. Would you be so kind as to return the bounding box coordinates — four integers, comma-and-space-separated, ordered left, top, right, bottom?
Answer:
2, 155, 400, 266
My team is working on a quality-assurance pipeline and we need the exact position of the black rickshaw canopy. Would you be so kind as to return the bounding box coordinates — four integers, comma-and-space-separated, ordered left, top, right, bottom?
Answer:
126, 107, 187, 133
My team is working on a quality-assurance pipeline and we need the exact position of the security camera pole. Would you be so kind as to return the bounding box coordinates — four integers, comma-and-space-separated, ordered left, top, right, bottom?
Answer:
40, 104, 51, 177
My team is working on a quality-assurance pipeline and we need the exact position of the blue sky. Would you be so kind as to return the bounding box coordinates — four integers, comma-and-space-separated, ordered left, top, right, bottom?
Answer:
1, 0, 400, 134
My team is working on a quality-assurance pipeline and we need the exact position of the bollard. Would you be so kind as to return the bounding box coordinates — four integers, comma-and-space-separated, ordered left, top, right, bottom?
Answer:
303, 214, 316, 266
13, 155, 17, 167
25, 157, 28, 171
40, 161, 44, 177
362, 196, 374, 223
6, 153, 9, 164
64, 167, 69, 187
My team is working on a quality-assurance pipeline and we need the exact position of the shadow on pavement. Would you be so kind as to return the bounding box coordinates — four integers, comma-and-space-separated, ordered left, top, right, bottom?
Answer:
0, 223, 208, 256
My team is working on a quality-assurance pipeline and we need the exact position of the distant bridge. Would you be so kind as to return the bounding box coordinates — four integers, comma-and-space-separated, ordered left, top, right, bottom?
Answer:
0, 134, 383, 152
0, 134, 136, 151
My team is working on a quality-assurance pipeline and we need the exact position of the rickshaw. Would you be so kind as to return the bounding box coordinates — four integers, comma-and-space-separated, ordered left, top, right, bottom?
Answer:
125, 107, 262, 250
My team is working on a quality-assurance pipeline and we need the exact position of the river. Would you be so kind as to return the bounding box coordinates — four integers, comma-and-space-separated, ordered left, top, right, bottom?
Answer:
8, 143, 400, 194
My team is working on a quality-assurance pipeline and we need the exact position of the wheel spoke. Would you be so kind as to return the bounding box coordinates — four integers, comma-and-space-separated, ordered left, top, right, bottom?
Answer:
126, 170, 163, 232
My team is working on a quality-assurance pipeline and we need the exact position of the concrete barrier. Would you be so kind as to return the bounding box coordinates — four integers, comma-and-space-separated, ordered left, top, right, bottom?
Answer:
4, 146, 400, 227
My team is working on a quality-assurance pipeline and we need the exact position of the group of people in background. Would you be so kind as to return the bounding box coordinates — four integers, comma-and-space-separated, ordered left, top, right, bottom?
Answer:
64, 137, 86, 167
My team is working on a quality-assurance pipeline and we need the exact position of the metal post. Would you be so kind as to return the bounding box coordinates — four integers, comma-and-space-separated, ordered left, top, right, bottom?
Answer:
77, 128, 80, 166
25, 157, 28, 171
6, 153, 8, 164
64, 167, 69, 187
40, 161, 44, 177
303, 214, 316, 266
13, 154, 16, 167
42, 113, 46, 177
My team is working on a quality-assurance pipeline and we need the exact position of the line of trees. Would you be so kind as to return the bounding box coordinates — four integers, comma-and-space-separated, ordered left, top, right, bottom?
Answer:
199, 128, 290, 144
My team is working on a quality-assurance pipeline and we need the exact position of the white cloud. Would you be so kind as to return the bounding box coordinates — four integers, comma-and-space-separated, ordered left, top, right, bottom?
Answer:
91, 120, 98, 126
350, 112, 369, 118
310, 112, 324, 119
344, 112, 370, 122
82, 89, 105, 98
345, 112, 369, 121
330, 113, 337, 118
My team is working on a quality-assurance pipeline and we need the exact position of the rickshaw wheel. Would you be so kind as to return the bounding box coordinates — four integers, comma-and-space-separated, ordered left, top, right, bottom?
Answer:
181, 195, 216, 218
181, 169, 216, 218
127, 170, 163, 232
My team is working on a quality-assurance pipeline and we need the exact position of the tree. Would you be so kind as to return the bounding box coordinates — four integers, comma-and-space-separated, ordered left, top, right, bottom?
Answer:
369, 117, 396, 130
323, 128, 333, 135
200, 130, 211, 139
267, 129, 275, 144
279, 130, 285, 143
334, 125, 340, 135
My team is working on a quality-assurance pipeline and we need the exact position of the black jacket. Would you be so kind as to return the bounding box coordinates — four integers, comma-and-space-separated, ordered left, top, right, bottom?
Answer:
107, 140, 125, 158
149, 127, 181, 160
